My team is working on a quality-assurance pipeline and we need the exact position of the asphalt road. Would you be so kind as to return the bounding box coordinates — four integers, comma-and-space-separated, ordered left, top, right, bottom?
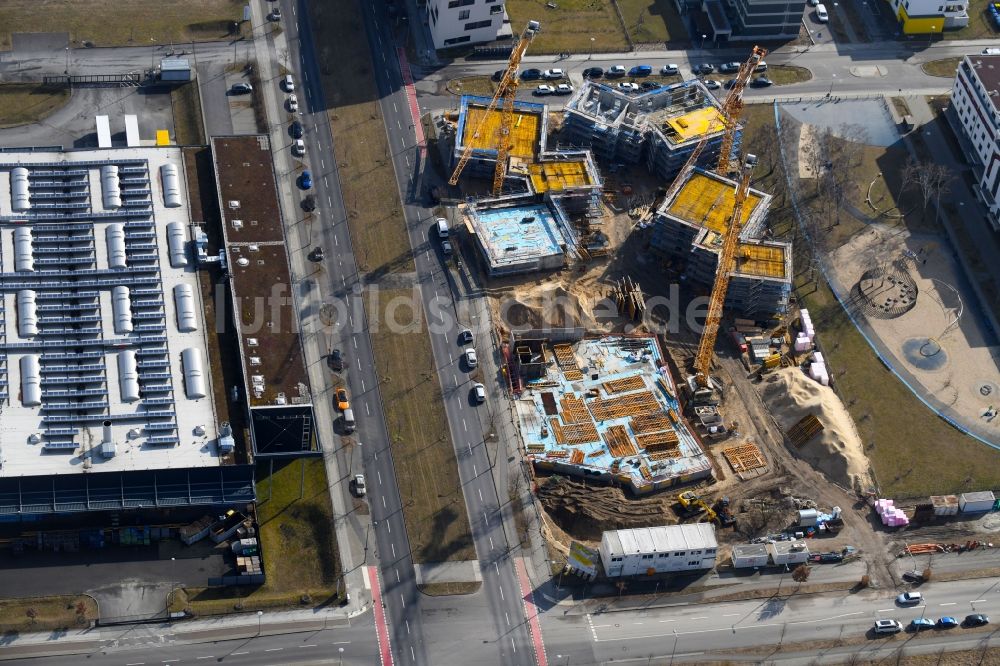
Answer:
541, 577, 1000, 664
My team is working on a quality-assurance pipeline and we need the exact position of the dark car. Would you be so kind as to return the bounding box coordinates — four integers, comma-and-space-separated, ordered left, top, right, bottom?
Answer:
719, 62, 741, 74
492, 69, 505, 81
299, 170, 313, 190
521, 68, 542, 81
301, 195, 316, 212
628, 64, 652, 77
583, 67, 604, 79
964, 614, 990, 627
309, 246, 325, 262
640, 81, 661, 91
289, 120, 303, 138
694, 63, 715, 74
751, 76, 773, 87
724, 78, 737, 89
328, 349, 344, 372
230, 82, 253, 95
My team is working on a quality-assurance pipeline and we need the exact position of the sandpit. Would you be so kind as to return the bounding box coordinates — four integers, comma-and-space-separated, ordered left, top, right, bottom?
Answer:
760, 368, 871, 490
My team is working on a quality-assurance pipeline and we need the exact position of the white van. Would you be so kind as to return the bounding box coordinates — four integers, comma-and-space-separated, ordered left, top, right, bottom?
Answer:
815, 4, 829, 21
342, 408, 356, 433
435, 217, 449, 238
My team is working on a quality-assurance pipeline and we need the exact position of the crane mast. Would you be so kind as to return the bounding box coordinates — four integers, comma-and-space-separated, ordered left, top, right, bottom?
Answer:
448, 21, 540, 195
693, 154, 758, 387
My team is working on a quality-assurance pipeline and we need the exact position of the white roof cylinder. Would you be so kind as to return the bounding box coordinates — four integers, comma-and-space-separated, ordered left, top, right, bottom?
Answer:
166, 222, 188, 267
16, 289, 38, 338
118, 350, 140, 403
160, 163, 182, 208
13, 227, 33, 272
106, 223, 127, 269
11, 167, 30, 212
181, 347, 207, 399
20, 355, 41, 407
112, 286, 133, 334
101, 164, 122, 209
173, 283, 198, 332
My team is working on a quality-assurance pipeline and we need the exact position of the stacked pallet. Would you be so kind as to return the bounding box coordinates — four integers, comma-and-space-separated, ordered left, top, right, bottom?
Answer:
630, 413, 674, 435
602, 425, 638, 458
722, 442, 767, 474
636, 430, 680, 460
560, 395, 593, 423
612, 276, 645, 322
550, 418, 599, 445
590, 391, 660, 421
786, 414, 823, 447
602, 375, 646, 395
553, 344, 584, 380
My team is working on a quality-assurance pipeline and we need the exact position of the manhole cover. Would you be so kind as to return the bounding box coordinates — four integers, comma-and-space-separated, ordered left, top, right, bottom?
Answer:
976, 380, 998, 399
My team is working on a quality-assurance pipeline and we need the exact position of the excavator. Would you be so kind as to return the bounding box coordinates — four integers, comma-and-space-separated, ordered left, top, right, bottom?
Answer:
676, 491, 735, 527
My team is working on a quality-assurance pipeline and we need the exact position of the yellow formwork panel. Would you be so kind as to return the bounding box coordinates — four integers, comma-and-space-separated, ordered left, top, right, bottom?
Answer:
664, 107, 726, 142
668, 172, 763, 234
155, 130, 170, 146
528, 160, 591, 192
462, 106, 540, 159
737, 243, 786, 278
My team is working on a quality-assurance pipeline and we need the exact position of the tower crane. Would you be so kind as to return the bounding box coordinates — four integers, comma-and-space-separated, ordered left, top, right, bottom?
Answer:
692, 153, 757, 388
448, 20, 540, 196
661, 45, 767, 205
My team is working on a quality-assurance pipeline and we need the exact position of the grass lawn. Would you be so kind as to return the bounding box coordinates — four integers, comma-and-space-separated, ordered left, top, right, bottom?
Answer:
505, 0, 629, 54
767, 65, 812, 86
447, 75, 496, 97
0, 84, 70, 128
944, 0, 1000, 39
922, 57, 962, 77
0, 596, 97, 633
617, 0, 689, 45
0, 0, 244, 48
307, 0, 475, 564
171, 458, 340, 615
742, 104, 1000, 498
170, 83, 205, 146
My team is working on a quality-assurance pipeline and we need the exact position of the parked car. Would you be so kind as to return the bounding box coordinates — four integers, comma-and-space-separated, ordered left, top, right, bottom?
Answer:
299, 170, 313, 190
464, 348, 478, 368
751, 76, 773, 87
441, 239, 453, 255
301, 195, 316, 212
873, 619, 903, 634
230, 82, 253, 94
473, 383, 486, 403
719, 62, 741, 74
983, 47, 1000, 55
901, 570, 924, 583
534, 84, 556, 96
724, 78, 737, 89
542, 68, 564, 79
328, 349, 344, 372
267, 9, 282, 21
964, 614, 990, 627
703, 79, 722, 90
290, 120, 303, 138
521, 68, 542, 80
628, 64, 652, 77
283, 74, 295, 91
937, 616, 959, 629
607, 65, 627, 77
660, 64, 679, 75
909, 618, 934, 631
694, 63, 715, 74
353, 474, 367, 497
459, 328, 473, 344
335, 388, 350, 411
292, 139, 306, 156
555, 83, 574, 95
492, 69, 505, 81
287, 93, 299, 112
309, 246, 324, 262
583, 67, 604, 79
754, 61, 768, 72
640, 81, 661, 91
815, 4, 829, 21
617, 82, 640, 92
896, 591, 923, 605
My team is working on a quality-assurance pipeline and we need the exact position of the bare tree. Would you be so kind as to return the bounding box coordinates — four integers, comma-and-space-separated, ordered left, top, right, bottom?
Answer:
25, 607, 38, 626
791, 564, 812, 583
917, 162, 955, 219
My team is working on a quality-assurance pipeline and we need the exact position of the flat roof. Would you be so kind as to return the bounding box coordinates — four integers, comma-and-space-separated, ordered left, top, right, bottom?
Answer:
467, 201, 566, 268
528, 160, 592, 192
736, 242, 788, 279
516, 337, 712, 492
966, 55, 1000, 113
667, 169, 764, 235
769, 540, 809, 554
664, 107, 726, 143
0, 147, 222, 478
603, 524, 717, 557
211, 136, 309, 409
458, 95, 543, 160
733, 543, 769, 557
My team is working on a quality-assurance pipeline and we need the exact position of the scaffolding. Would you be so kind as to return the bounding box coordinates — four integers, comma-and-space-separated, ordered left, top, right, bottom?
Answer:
528, 160, 591, 192
667, 170, 763, 235
736, 242, 787, 278
461, 106, 541, 159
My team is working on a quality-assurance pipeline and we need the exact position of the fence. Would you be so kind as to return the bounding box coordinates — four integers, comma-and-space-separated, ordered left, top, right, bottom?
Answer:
773, 102, 1000, 456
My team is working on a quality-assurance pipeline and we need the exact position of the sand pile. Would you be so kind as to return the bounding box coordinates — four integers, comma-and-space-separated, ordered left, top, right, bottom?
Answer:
760, 368, 870, 490
497, 285, 596, 331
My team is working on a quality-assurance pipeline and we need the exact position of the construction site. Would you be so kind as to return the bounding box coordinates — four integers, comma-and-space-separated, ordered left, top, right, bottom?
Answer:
440, 22, 1000, 585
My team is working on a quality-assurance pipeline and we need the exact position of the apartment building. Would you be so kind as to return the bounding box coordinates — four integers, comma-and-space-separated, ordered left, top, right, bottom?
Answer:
426, 0, 508, 49
950, 54, 1000, 229
884, 0, 968, 33
724, 0, 807, 41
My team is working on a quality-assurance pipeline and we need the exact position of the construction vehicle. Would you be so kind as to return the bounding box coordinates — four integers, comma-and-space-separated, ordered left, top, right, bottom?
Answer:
676, 491, 725, 524
713, 497, 735, 527
448, 20, 541, 196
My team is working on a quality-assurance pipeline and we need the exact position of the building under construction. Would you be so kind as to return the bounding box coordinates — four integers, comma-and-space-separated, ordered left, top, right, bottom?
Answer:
513, 336, 713, 494
651, 167, 791, 318
452, 94, 549, 179
562, 79, 736, 181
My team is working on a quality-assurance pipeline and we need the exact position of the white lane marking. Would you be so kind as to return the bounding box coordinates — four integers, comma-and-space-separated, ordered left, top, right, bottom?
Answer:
877, 608, 895, 613
357, 358, 363, 370
163, 661, 180, 664
411, 646, 416, 660
498, 583, 503, 599
387, 521, 391, 533
971, 599, 988, 603
401, 594, 406, 608
400, 136, 405, 148
353, 336, 358, 348
723, 613, 740, 617
505, 611, 511, 626
478, 488, 483, 501
393, 102, 398, 113
324, 177, 329, 187
511, 637, 516, 652
265, 648, 283, 652
321, 159, 326, 169
328, 196, 333, 206
391, 542, 396, 557
127, 663, 145, 666
334, 235, 339, 246
453, 374, 458, 387
406, 619, 411, 634
473, 464, 477, 475
396, 569, 401, 583
690, 616, 707, 620
463, 418, 467, 432
397, 120, 402, 130
495, 561, 500, 575
377, 471, 382, 484
485, 511, 490, 526
490, 536, 495, 551
405, 155, 410, 166
940, 602, 956, 606
365, 403, 370, 416
362, 379, 366, 392
292, 5, 296, 14
298, 645, 318, 649
342, 275, 347, 285
382, 496, 387, 508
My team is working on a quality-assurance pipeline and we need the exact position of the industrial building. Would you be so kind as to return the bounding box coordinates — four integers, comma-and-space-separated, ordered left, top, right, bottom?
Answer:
600, 524, 718, 577
424, 0, 511, 49
650, 167, 792, 318
948, 55, 1000, 229
514, 336, 713, 493
0, 145, 254, 517
562, 79, 736, 182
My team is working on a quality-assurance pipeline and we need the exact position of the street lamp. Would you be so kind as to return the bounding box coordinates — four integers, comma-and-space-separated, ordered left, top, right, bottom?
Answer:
257, 609, 263, 635
339, 646, 345, 665
701, 34, 707, 49
589, 37, 594, 60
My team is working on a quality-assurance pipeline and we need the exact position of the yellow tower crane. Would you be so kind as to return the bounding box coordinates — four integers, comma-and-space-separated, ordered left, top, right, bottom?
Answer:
692, 153, 758, 387
448, 20, 540, 196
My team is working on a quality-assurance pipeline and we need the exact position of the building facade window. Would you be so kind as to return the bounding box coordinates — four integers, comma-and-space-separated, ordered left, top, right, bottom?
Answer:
459, 9, 470, 19
465, 19, 493, 30
448, 0, 475, 7
444, 35, 472, 45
